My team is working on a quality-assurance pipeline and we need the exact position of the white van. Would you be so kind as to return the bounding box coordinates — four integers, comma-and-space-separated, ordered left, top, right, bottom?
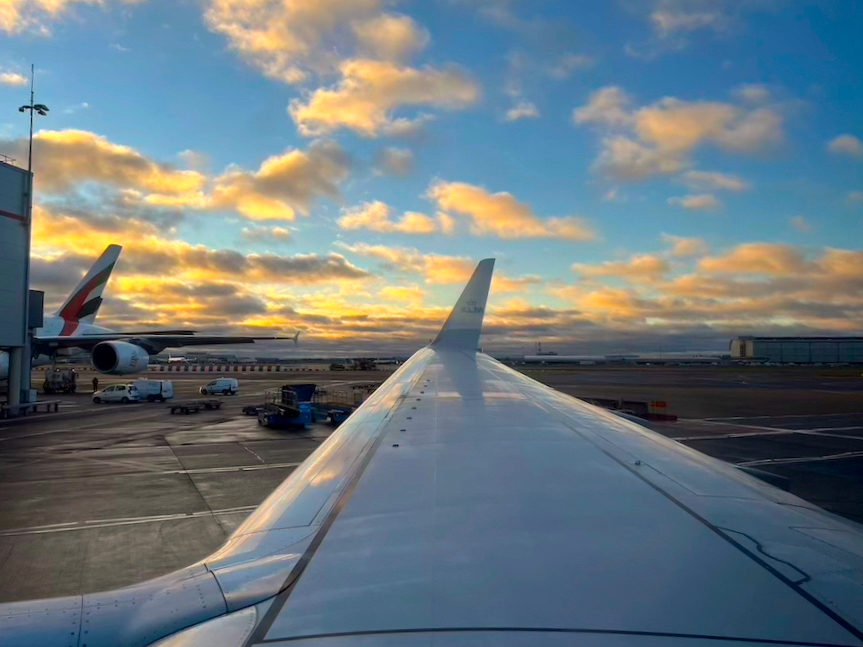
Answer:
200, 377, 239, 395
93, 383, 140, 404
133, 379, 174, 402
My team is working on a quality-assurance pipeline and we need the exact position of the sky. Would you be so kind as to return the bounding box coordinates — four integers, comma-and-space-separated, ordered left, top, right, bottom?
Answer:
0, 0, 861, 354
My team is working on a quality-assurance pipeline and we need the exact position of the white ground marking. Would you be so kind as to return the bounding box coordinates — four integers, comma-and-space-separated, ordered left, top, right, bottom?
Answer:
0, 505, 259, 537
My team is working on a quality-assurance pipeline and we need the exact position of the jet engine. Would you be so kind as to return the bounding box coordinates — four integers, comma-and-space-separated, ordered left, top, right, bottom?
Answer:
91, 341, 150, 375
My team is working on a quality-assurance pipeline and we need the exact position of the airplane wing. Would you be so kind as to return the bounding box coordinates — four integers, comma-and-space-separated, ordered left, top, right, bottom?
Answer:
34, 334, 296, 352
4, 258, 863, 647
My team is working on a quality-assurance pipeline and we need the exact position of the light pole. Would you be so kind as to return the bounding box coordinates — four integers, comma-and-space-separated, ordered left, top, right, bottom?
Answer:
14, 64, 48, 405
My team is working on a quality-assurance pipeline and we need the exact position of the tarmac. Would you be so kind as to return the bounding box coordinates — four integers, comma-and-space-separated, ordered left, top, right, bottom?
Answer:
0, 364, 861, 602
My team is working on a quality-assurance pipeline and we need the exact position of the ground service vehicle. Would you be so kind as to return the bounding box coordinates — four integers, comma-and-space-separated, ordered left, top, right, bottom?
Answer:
42, 369, 77, 394
199, 377, 239, 395
133, 379, 174, 402
92, 384, 140, 404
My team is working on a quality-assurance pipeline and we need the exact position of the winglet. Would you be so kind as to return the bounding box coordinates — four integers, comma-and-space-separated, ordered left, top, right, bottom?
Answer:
293, 331, 301, 345
431, 258, 494, 352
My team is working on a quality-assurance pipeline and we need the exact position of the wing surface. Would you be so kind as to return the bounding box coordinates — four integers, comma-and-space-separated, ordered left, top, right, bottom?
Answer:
3, 258, 863, 647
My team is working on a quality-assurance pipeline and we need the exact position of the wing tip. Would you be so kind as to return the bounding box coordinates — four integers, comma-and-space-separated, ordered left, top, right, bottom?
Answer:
431, 258, 495, 352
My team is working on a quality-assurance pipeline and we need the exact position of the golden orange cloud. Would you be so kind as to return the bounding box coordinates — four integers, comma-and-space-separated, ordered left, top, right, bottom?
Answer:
661, 234, 709, 258
426, 181, 596, 240
290, 59, 480, 137
1, 130, 351, 222
0, 0, 143, 34
338, 201, 442, 235
203, 0, 383, 83
668, 193, 721, 211
574, 255, 670, 282
353, 13, 429, 62
698, 243, 807, 275
28, 203, 863, 347
336, 242, 542, 292
15, 130, 206, 195
380, 284, 425, 305
574, 86, 784, 180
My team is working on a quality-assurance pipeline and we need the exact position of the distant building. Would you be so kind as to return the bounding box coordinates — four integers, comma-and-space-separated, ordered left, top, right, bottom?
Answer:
730, 337, 863, 364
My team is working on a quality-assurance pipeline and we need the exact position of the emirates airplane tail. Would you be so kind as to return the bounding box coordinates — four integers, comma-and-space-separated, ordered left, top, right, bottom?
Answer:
54, 244, 122, 334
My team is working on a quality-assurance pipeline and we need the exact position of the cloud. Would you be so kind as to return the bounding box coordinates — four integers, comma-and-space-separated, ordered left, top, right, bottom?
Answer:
595, 136, 686, 179
547, 53, 594, 79
848, 191, 863, 204
353, 13, 429, 63
30, 208, 863, 349
379, 284, 424, 305
3, 129, 206, 195
668, 193, 721, 210
504, 101, 539, 122
204, 1, 479, 138
625, 0, 780, 56
0, 70, 27, 85
698, 242, 807, 275
679, 170, 750, 192
178, 150, 210, 172
733, 83, 771, 104
650, 2, 730, 38
636, 100, 782, 153
338, 201, 443, 235
202, 0, 383, 84
573, 255, 670, 282
337, 242, 470, 284
376, 146, 414, 176
289, 59, 480, 137
0, 0, 139, 35
0, 130, 352, 222
337, 242, 537, 292
247, 252, 370, 282
205, 139, 351, 220
34, 205, 371, 284
662, 234, 709, 258
493, 274, 544, 293
241, 225, 292, 242
573, 86, 633, 129
426, 180, 596, 240
546, 241, 863, 338
789, 216, 811, 233
574, 86, 784, 180
29, 203, 379, 335
828, 134, 863, 158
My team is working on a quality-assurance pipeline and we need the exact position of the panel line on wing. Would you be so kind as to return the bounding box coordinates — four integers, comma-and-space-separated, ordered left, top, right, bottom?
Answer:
502, 367, 863, 644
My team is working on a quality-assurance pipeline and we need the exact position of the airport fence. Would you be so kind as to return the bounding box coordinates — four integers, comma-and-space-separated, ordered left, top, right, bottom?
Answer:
147, 365, 324, 373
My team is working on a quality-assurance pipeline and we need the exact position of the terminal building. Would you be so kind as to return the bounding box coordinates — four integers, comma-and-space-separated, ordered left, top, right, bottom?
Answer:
730, 337, 863, 364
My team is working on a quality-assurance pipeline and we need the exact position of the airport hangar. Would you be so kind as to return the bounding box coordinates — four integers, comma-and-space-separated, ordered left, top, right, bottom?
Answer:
731, 336, 863, 364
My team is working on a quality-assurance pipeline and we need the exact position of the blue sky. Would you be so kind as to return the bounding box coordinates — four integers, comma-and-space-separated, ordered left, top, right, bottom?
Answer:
0, 0, 861, 353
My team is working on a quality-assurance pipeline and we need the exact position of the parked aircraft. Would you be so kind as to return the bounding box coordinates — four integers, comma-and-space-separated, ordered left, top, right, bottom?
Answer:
0, 245, 298, 379
2, 258, 863, 646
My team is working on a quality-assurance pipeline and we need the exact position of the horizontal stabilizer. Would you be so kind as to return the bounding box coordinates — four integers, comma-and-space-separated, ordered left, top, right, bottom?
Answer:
431, 258, 494, 352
